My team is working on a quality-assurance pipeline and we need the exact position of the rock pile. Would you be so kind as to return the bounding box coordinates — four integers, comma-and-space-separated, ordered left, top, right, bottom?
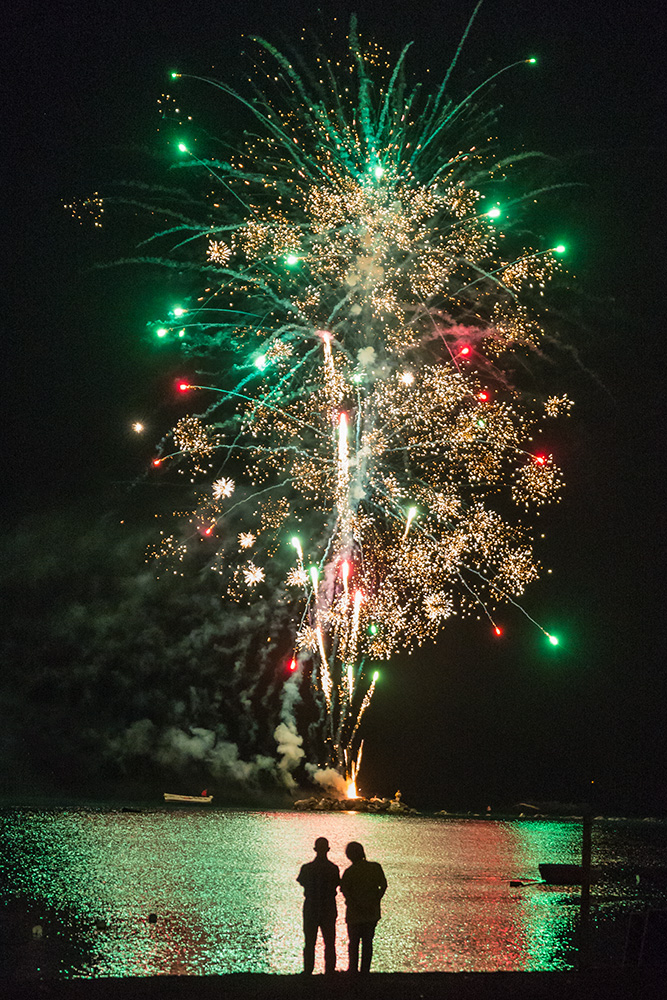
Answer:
293, 795, 419, 814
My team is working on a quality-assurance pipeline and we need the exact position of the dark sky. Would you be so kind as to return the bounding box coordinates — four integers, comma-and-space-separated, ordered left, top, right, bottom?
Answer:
2, 0, 666, 812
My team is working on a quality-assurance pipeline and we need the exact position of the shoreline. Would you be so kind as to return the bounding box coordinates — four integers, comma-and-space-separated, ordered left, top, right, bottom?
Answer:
1, 799, 665, 822
3, 971, 666, 1000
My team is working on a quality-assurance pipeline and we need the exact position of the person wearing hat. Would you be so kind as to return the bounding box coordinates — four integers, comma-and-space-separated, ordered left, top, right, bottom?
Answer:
297, 836, 340, 974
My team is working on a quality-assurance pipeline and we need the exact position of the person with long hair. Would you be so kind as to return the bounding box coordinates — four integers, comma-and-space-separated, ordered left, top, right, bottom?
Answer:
340, 841, 387, 973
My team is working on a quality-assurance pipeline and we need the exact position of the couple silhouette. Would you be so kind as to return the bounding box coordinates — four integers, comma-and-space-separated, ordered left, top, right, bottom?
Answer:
297, 837, 387, 974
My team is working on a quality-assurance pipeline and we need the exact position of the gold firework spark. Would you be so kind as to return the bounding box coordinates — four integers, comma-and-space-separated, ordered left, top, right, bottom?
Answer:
207, 239, 232, 264
138, 21, 573, 779
212, 477, 235, 499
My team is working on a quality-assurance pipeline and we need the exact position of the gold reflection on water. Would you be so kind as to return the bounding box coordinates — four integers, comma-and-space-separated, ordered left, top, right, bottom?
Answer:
2, 810, 663, 976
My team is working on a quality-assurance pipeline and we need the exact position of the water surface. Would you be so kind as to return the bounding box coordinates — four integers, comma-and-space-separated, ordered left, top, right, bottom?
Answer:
2, 809, 665, 977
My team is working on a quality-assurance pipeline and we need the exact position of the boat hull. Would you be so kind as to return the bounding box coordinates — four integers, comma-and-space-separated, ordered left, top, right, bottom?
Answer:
163, 794, 213, 804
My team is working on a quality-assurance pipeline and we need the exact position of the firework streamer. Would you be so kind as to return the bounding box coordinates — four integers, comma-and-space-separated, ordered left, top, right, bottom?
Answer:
119, 17, 573, 790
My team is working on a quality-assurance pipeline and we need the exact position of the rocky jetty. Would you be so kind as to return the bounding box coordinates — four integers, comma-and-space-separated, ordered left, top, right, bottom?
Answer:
293, 794, 419, 814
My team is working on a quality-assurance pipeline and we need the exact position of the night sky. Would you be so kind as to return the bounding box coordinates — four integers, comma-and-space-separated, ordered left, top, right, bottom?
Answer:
3, 0, 666, 813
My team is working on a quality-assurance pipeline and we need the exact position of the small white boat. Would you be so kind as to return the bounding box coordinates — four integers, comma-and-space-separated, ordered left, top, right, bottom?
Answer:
163, 792, 213, 804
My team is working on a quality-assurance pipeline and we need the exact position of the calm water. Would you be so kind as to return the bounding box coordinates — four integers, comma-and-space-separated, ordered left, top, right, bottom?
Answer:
1, 809, 666, 977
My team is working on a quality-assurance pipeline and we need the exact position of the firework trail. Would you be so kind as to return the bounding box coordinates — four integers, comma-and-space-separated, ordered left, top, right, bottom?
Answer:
121, 16, 573, 789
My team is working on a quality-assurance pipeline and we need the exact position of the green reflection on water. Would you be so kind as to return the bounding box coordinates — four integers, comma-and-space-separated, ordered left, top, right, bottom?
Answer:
506, 820, 582, 970
3, 810, 661, 977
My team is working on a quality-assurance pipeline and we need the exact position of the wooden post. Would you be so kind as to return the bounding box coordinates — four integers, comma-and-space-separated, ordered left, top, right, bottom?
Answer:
579, 813, 592, 970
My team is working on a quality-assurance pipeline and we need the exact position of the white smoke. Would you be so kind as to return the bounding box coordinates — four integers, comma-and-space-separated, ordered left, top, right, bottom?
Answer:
306, 763, 348, 799
155, 726, 215, 768
279, 665, 302, 722
115, 718, 154, 755
273, 721, 305, 789
110, 720, 291, 788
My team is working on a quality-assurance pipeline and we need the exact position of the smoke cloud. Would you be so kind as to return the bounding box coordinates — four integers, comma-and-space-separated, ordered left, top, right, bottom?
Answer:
305, 764, 349, 799
108, 720, 286, 787
273, 721, 305, 789
0, 506, 321, 800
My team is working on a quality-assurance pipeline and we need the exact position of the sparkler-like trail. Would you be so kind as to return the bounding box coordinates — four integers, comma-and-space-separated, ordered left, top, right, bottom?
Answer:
137, 17, 572, 789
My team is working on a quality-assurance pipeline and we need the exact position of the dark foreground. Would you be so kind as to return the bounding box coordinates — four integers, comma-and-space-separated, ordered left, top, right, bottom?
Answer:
2, 971, 665, 1000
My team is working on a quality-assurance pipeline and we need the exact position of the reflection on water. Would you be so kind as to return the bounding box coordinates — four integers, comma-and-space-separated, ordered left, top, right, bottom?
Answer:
1, 809, 665, 977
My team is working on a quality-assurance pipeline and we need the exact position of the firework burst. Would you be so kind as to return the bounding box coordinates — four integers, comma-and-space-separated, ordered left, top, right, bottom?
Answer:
130, 15, 573, 787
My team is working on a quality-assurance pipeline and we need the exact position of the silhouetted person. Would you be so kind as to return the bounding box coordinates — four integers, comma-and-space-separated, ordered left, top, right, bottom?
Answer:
297, 836, 340, 974
340, 841, 387, 973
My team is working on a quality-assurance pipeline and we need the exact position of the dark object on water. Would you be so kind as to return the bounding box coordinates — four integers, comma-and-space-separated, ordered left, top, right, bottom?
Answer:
539, 863, 601, 885
148, 913, 158, 924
